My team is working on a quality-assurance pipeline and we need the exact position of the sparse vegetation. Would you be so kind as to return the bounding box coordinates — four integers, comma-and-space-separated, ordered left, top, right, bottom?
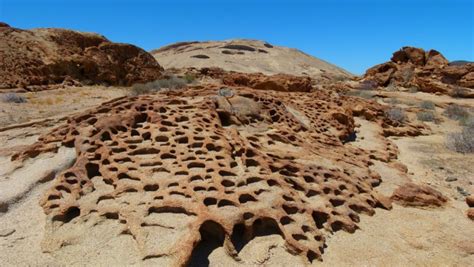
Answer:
345, 90, 374, 99
385, 97, 400, 105
446, 122, 474, 153
333, 75, 349, 82
130, 76, 189, 96
420, 100, 435, 110
443, 104, 470, 121
408, 86, 418, 93
400, 68, 414, 83
386, 107, 406, 122
451, 86, 467, 98
183, 73, 196, 84
417, 111, 435, 122
386, 83, 398, 91
1, 93, 27, 103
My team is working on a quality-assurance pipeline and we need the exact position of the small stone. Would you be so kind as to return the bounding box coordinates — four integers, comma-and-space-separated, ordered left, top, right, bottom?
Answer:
0, 228, 15, 237
217, 88, 234, 97
457, 186, 470, 197
445, 176, 458, 182
467, 208, 474, 221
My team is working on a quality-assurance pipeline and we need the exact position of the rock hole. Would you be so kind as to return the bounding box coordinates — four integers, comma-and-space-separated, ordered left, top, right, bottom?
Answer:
85, 163, 101, 179
188, 220, 225, 267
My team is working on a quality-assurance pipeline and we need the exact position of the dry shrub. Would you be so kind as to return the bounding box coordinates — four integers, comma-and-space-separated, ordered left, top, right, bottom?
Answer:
446, 123, 474, 153
386, 107, 406, 122
2, 93, 26, 103
420, 100, 435, 110
443, 104, 470, 121
417, 111, 435, 122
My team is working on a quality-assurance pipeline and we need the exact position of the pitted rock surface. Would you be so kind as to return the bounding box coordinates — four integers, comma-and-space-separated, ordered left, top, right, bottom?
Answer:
15, 87, 395, 264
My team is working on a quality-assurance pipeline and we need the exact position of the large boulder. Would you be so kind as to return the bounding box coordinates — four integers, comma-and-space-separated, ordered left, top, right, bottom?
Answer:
363, 47, 474, 97
0, 24, 163, 89
391, 47, 426, 66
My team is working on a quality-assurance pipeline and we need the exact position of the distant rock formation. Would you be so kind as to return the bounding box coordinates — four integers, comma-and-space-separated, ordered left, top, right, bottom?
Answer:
363, 47, 474, 97
196, 67, 313, 92
151, 39, 352, 80
0, 23, 163, 90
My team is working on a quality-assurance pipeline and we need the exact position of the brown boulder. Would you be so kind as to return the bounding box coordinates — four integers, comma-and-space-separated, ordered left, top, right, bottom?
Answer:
0, 24, 163, 89
459, 71, 474, 88
364, 62, 397, 86
391, 183, 447, 208
364, 47, 474, 96
415, 77, 450, 94
391, 47, 426, 66
467, 208, 474, 221
425, 49, 449, 68
466, 195, 474, 208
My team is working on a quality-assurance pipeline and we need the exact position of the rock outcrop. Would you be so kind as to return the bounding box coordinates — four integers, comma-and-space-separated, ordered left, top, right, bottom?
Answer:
12, 84, 407, 265
195, 67, 313, 92
363, 47, 474, 97
151, 39, 352, 80
390, 183, 447, 208
0, 23, 163, 90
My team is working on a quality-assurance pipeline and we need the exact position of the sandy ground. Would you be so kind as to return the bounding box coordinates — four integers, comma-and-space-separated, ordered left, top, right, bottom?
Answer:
0, 87, 473, 266
0, 86, 127, 128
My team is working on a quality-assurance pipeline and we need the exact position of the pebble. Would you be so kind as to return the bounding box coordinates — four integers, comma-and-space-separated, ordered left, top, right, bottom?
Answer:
445, 176, 458, 182
457, 186, 470, 197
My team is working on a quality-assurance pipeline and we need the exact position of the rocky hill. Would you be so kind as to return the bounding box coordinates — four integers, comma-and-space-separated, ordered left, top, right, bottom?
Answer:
363, 46, 474, 97
151, 39, 351, 79
0, 23, 163, 90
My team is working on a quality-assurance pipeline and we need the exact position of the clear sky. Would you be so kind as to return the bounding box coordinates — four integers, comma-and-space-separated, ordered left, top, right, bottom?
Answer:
1, 0, 473, 74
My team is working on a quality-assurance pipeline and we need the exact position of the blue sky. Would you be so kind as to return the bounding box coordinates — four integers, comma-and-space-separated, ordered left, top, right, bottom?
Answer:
1, 0, 472, 74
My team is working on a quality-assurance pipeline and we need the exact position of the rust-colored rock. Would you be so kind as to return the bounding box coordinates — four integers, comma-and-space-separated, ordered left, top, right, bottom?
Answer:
13, 85, 399, 264
391, 183, 447, 208
195, 68, 313, 92
0, 24, 163, 89
467, 208, 474, 221
466, 195, 474, 208
363, 46, 474, 97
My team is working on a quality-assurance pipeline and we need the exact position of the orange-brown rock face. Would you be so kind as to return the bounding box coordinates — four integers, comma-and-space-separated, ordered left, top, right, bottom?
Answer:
14, 86, 396, 264
391, 183, 447, 208
196, 67, 313, 92
222, 72, 313, 92
0, 24, 163, 89
363, 46, 474, 97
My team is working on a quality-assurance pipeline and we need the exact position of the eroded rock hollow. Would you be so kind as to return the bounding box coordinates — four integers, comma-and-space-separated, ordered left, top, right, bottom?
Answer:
14, 87, 397, 265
